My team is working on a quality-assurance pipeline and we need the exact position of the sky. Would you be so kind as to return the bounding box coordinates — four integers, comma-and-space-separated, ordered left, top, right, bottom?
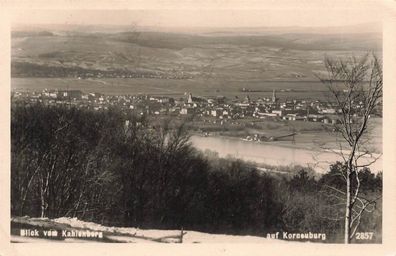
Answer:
8, 1, 389, 29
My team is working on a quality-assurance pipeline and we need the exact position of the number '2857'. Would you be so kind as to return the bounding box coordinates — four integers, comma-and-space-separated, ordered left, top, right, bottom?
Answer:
355, 232, 374, 240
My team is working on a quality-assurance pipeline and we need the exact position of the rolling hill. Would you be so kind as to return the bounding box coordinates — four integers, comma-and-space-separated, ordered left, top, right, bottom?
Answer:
11, 25, 382, 83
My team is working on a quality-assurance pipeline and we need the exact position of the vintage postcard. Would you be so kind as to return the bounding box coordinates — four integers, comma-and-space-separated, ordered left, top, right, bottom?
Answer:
1, 1, 396, 255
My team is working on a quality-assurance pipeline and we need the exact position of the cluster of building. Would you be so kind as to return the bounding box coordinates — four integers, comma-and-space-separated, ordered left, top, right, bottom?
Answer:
12, 88, 345, 124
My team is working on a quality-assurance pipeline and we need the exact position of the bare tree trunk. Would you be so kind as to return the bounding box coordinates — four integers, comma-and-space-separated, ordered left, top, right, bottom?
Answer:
40, 189, 46, 218
180, 227, 185, 243
40, 169, 50, 218
344, 169, 351, 244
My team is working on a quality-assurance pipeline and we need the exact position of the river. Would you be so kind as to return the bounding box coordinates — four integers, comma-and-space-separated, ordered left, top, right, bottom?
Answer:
190, 135, 382, 174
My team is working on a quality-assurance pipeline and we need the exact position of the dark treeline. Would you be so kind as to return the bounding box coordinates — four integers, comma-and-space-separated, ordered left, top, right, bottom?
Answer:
11, 102, 382, 242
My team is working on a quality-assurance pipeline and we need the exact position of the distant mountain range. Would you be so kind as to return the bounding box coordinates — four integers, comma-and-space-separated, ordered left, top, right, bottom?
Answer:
13, 22, 382, 35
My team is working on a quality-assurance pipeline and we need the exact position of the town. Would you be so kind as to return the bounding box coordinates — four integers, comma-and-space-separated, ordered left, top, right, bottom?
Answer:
12, 87, 376, 141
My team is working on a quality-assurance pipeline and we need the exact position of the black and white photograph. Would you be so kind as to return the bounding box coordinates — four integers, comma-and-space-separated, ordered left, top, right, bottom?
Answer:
2, 1, 394, 249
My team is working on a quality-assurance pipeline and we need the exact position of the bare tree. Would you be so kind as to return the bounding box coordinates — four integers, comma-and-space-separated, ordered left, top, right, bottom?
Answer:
318, 54, 382, 243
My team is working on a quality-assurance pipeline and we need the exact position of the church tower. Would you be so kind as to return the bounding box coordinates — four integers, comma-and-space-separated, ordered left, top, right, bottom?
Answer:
272, 89, 277, 103
187, 93, 193, 104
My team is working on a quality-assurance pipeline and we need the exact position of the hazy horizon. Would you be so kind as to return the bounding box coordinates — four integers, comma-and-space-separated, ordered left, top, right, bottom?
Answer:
10, 6, 385, 33
12, 22, 383, 37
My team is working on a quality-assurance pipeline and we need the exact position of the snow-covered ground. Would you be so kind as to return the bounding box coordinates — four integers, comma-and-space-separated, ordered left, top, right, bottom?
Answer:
11, 216, 286, 243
